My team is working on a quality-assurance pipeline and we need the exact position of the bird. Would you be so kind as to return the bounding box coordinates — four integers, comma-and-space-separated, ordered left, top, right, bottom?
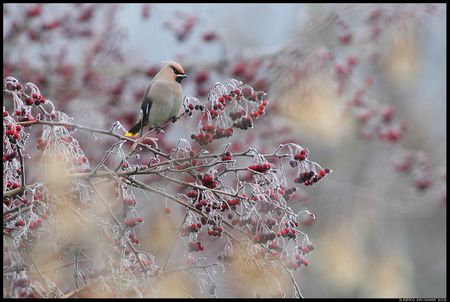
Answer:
124, 61, 187, 137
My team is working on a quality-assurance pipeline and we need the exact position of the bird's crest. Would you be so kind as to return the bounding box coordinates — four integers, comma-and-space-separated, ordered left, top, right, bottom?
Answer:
162, 60, 185, 75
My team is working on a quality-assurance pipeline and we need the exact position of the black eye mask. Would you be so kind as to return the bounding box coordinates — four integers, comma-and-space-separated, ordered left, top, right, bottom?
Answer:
171, 66, 183, 75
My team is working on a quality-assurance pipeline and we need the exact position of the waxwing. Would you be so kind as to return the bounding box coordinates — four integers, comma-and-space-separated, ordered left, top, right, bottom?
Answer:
125, 61, 187, 137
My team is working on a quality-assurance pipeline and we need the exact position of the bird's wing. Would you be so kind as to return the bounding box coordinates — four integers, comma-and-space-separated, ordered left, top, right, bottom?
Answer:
140, 80, 154, 127
125, 82, 153, 137
141, 96, 152, 129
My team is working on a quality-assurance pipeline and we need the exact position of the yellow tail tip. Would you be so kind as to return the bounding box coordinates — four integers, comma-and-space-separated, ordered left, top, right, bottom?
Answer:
124, 131, 139, 138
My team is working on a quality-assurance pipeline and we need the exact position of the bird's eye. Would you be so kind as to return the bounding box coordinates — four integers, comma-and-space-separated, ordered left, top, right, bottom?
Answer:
171, 66, 182, 75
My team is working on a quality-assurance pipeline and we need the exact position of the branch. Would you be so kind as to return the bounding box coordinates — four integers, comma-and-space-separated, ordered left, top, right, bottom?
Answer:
163, 263, 220, 275
16, 120, 168, 157
123, 176, 250, 240
279, 260, 303, 298
3, 186, 26, 198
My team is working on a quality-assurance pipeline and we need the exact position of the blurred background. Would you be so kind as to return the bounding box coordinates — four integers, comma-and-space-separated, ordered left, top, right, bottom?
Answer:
3, 3, 446, 298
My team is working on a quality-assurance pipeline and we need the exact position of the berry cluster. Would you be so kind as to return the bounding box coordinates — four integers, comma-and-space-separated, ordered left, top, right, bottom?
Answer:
185, 103, 205, 116
4, 124, 22, 142
29, 217, 43, 230
218, 89, 239, 104
278, 186, 298, 201
347, 87, 405, 143
193, 199, 208, 211
186, 190, 199, 199
13, 272, 35, 298
188, 82, 268, 146
293, 148, 309, 161
124, 216, 144, 228
394, 151, 434, 192
35, 139, 47, 150
207, 225, 224, 237
3, 149, 18, 162
233, 115, 253, 130
268, 242, 283, 252
287, 255, 310, 270
128, 233, 140, 245
200, 174, 218, 189
123, 197, 137, 207
226, 198, 241, 207
298, 243, 315, 255
253, 231, 277, 244
188, 241, 204, 252
181, 223, 202, 236
229, 109, 245, 120
191, 127, 234, 146
249, 99, 269, 119
24, 93, 46, 106
5, 181, 21, 190
249, 163, 271, 173
15, 219, 26, 227
294, 168, 331, 186
72, 156, 89, 166
221, 151, 232, 161
280, 227, 297, 239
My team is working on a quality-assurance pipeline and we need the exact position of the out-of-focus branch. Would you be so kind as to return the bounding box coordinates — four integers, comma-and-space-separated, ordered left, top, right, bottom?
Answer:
163, 263, 220, 275
162, 211, 188, 270
90, 183, 150, 274
3, 186, 26, 198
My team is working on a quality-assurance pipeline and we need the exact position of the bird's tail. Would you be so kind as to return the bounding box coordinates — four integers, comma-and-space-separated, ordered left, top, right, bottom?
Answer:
124, 122, 142, 137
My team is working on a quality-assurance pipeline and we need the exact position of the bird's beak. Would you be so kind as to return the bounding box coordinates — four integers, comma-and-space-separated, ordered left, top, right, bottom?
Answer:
176, 74, 188, 83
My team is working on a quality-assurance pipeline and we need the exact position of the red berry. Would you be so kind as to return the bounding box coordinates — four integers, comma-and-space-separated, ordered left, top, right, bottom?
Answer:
15, 219, 26, 227
202, 31, 216, 42
42, 20, 59, 31
195, 70, 209, 84
26, 4, 42, 17
339, 33, 352, 44
164, 207, 171, 214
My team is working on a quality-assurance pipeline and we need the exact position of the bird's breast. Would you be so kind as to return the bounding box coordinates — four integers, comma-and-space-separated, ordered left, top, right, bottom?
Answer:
147, 81, 182, 127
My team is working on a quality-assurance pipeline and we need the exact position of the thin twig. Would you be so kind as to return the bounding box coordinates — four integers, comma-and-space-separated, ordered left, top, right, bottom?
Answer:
279, 260, 303, 298
162, 211, 188, 270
